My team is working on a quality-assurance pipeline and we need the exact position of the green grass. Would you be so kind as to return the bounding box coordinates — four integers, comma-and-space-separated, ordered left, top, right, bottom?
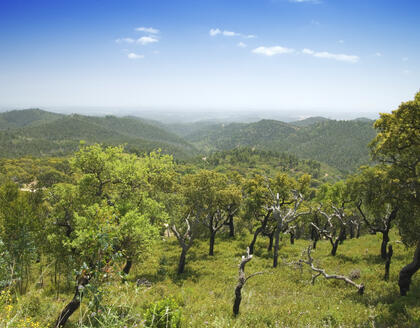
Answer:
3, 231, 420, 327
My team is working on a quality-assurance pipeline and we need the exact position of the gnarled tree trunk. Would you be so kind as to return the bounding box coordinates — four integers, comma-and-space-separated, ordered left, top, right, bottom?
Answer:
399, 241, 420, 296
55, 276, 89, 327
233, 248, 263, 316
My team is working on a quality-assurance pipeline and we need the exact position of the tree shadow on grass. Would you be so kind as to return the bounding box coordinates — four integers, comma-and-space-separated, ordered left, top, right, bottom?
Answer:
345, 281, 420, 327
363, 253, 405, 265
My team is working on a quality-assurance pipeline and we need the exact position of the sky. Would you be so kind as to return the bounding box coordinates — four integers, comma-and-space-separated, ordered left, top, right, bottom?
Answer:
0, 0, 419, 117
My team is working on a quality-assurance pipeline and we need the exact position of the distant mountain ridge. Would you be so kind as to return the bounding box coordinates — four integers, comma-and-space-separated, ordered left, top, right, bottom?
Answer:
0, 109, 197, 158
0, 109, 377, 173
180, 118, 376, 173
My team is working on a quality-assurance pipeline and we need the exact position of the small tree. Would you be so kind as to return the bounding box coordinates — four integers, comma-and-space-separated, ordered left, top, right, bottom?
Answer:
183, 170, 241, 256
348, 166, 399, 259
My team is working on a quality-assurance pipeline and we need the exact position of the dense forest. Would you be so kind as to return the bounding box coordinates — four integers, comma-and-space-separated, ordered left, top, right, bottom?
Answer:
0, 109, 375, 173
0, 92, 418, 327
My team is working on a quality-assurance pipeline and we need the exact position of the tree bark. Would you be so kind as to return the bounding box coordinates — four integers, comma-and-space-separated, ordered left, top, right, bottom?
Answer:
227, 214, 234, 237
248, 211, 271, 254
55, 276, 89, 327
233, 248, 262, 316
209, 231, 215, 256
399, 241, 420, 296
178, 247, 187, 274
273, 223, 281, 268
384, 244, 393, 281
381, 230, 390, 260
267, 232, 274, 252
290, 231, 295, 245
248, 227, 261, 255
122, 258, 132, 275
331, 239, 339, 256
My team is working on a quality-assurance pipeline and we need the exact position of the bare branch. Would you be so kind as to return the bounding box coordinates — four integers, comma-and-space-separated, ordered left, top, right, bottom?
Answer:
299, 246, 365, 295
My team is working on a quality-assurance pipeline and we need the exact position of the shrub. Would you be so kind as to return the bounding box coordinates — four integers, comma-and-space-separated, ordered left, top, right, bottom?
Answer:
143, 297, 182, 328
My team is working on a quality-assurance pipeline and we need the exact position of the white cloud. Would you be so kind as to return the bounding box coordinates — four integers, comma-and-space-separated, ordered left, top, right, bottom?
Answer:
223, 30, 240, 37
127, 53, 144, 59
210, 28, 254, 38
237, 42, 247, 48
135, 27, 159, 34
209, 28, 221, 36
137, 36, 158, 45
115, 38, 135, 44
302, 48, 359, 63
252, 46, 295, 56
402, 57, 408, 61
338, 40, 344, 44
302, 48, 314, 55
375, 52, 382, 57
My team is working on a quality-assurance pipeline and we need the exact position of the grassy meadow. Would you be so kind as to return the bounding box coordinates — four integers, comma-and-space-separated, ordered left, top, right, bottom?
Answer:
2, 230, 419, 328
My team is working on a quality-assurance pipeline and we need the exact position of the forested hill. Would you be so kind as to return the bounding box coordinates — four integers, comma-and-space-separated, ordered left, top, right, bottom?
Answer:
0, 108, 63, 129
0, 109, 376, 173
0, 109, 197, 159
181, 118, 376, 173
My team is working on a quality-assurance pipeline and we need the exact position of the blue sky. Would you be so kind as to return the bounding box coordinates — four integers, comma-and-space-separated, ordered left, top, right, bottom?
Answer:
0, 0, 419, 116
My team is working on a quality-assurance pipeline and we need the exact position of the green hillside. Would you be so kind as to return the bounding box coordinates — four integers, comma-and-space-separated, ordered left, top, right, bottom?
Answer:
184, 119, 376, 173
0, 110, 197, 159
0, 108, 63, 129
290, 116, 331, 127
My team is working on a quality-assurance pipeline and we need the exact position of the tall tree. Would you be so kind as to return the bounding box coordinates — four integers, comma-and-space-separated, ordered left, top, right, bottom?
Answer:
370, 91, 420, 296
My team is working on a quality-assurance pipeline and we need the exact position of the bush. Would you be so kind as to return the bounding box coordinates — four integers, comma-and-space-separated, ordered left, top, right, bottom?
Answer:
143, 297, 182, 328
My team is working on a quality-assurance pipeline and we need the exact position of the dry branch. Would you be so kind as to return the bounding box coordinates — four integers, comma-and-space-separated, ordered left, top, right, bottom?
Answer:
298, 246, 365, 295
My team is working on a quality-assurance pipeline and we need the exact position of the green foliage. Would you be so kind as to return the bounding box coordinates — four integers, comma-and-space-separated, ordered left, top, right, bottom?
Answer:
370, 91, 420, 245
185, 119, 376, 173
144, 297, 182, 328
0, 111, 197, 159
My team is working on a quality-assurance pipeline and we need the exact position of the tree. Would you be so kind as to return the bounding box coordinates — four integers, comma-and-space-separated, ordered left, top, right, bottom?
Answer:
312, 181, 351, 256
183, 170, 241, 256
370, 91, 420, 296
0, 182, 45, 293
243, 174, 275, 255
347, 166, 399, 259
54, 145, 160, 326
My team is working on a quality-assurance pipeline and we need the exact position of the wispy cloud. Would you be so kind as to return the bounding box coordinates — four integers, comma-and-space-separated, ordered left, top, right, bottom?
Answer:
252, 46, 295, 56
375, 52, 382, 57
223, 30, 240, 37
209, 28, 256, 39
209, 28, 221, 36
402, 57, 408, 62
137, 36, 159, 45
237, 42, 247, 48
135, 27, 159, 34
115, 38, 135, 44
127, 53, 144, 59
302, 48, 359, 63
338, 40, 344, 44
